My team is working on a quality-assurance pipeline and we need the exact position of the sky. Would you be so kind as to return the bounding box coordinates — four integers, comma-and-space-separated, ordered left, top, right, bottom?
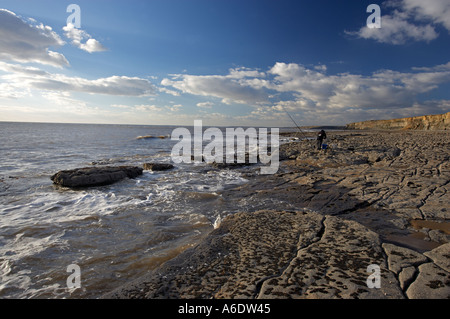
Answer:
0, 0, 450, 127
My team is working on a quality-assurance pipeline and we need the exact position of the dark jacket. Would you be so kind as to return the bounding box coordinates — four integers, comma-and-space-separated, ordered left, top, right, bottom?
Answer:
317, 130, 327, 141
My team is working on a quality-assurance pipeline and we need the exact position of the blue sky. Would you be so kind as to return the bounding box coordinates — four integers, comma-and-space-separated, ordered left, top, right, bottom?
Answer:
1, 0, 450, 126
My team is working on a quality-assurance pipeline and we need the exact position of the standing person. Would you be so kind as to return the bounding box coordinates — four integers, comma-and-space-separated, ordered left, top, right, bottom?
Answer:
317, 129, 327, 150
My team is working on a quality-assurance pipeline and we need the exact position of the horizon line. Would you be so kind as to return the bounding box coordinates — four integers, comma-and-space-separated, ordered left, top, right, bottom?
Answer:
0, 120, 341, 129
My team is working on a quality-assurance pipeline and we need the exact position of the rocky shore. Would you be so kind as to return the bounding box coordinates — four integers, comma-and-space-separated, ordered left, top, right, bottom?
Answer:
104, 130, 449, 299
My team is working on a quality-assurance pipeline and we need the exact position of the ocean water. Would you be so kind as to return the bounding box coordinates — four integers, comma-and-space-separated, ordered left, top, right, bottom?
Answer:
0, 122, 263, 299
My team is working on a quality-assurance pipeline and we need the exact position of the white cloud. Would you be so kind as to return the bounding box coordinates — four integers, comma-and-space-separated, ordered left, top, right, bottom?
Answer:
0, 82, 30, 99
399, 0, 450, 31
110, 103, 181, 113
0, 61, 156, 97
196, 101, 214, 108
411, 61, 450, 72
269, 62, 450, 111
41, 91, 87, 109
0, 61, 48, 76
161, 61, 450, 125
226, 67, 265, 79
0, 9, 105, 68
110, 104, 132, 109
166, 104, 183, 112
0, 9, 68, 67
347, 0, 450, 44
63, 23, 107, 53
314, 65, 327, 72
268, 62, 337, 107
80, 38, 106, 53
161, 67, 269, 105
158, 86, 181, 96
354, 13, 438, 44
37, 74, 155, 96
135, 104, 162, 112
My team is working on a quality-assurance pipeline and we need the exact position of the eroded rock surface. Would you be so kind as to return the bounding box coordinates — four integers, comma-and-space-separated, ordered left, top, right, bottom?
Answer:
105, 130, 449, 299
257, 216, 403, 299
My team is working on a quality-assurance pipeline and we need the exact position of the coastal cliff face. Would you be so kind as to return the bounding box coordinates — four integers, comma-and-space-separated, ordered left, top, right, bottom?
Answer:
346, 112, 450, 130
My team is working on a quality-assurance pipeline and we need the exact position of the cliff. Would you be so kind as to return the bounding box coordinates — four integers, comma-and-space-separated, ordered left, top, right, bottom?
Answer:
346, 112, 450, 130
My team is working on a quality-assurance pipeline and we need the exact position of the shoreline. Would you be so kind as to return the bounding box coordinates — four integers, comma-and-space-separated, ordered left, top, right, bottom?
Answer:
104, 130, 450, 299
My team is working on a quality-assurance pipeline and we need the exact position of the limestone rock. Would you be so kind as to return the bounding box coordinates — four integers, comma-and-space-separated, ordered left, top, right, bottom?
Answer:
105, 212, 405, 299
398, 266, 416, 290
257, 216, 404, 299
424, 243, 450, 273
103, 210, 324, 299
406, 263, 450, 299
102, 130, 450, 299
401, 244, 450, 299
51, 166, 143, 188
382, 243, 428, 275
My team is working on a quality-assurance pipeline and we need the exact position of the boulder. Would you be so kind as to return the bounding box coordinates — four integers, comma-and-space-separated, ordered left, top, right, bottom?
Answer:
143, 163, 174, 171
51, 166, 143, 188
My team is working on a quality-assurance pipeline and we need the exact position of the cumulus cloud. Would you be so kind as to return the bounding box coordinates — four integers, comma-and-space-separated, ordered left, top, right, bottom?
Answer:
269, 62, 450, 111
0, 8, 105, 68
227, 67, 266, 79
400, 0, 450, 31
347, 0, 450, 44
196, 101, 214, 108
161, 67, 270, 105
353, 13, 438, 44
166, 104, 183, 112
158, 86, 181, 96
0, 9, 68, 67
161, 61, 450, 124
0, 61, 156, 97
63, 23, 107, 53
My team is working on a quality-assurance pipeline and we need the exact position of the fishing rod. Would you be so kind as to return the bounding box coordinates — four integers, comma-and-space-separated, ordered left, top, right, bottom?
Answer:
281, 106, 309, 140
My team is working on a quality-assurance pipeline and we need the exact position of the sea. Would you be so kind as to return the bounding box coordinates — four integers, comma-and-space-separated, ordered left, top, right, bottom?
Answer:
0, 121, 296, 299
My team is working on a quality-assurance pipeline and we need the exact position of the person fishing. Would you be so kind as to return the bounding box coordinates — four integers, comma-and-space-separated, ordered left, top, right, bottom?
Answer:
317, 129, 327, 150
